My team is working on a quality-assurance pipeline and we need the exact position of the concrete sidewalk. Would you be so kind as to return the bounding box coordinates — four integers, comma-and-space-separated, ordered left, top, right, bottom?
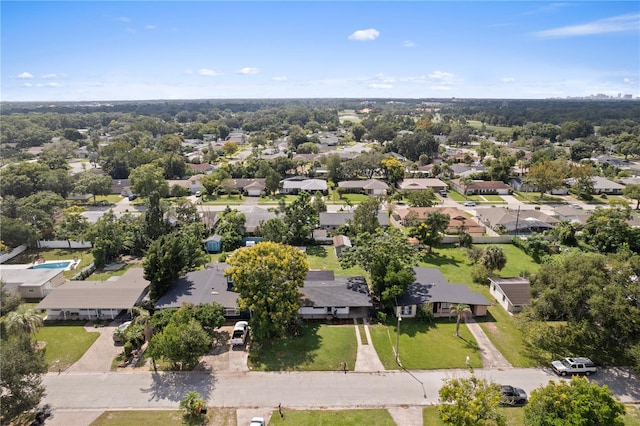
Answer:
65, 322, 123, 373
354, 318, 386, 372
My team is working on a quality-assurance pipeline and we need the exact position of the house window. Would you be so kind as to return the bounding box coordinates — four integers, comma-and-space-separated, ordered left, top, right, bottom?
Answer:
502, 295, 506, 302
441, 302, 450, 309
28, 289, 34, 293
401, 305, 411, 315
326, 307, 333, 314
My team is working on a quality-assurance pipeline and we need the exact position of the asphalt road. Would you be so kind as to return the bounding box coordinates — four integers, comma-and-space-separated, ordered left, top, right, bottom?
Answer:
43, 368, 640, 411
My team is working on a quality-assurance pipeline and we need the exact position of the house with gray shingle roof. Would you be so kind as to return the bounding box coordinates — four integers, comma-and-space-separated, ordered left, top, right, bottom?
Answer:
396, 267, 489, 318
318, 211, 389, 232
154, 264, 245, 319
299, 271, 372, 319
489, 277, 530, 314
338, 179, 389, 196
280, 177, 328, 195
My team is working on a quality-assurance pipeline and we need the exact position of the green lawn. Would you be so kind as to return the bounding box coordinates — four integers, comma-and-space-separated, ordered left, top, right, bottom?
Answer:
423, 406, 524, 425
91, 409, 236, 426
419, 244, 540, 367
467, 120, 512, 133
327, 192, 369, 205
512, 191, 567, 204
305, 245, 367, 277
34, 323, 100, 371
479, 195, 508, 203
93, 194, 124, 204
268, 409, 395, 425
200, 194, 244, 205
424, 405, 640, 426
369, 318, 482, 370
258, 194, 299, 205
87, 263, 134, 281
249, 323, 357, 371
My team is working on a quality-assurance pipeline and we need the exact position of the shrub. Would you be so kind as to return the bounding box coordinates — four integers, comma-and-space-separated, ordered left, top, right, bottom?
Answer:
471, 264, 489, 284
377, 311, 388, 324
416, 302, 435, 323
123, 341, 134, 358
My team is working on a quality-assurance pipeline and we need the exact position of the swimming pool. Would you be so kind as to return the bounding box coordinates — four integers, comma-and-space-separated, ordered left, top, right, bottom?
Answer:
30, 261, 71, 269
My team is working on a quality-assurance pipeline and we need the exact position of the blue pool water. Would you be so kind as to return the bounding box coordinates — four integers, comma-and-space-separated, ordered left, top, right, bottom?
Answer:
31, 261, 71, 269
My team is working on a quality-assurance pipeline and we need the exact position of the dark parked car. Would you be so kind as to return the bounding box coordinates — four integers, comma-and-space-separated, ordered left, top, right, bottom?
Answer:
128, 194, 139, 201
500, 385, 527, 406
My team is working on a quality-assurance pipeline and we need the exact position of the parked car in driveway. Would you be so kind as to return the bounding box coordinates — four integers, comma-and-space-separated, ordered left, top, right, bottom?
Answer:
463, 201, 476, 207
500, 385, 528, 406
231, 321, 249, 346
250, 417, 265, 426
113, 321, 132, 344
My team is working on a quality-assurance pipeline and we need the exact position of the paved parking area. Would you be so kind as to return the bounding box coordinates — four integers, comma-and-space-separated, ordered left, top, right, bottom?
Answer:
65, 321, 123, 373
198, 326, 249, 373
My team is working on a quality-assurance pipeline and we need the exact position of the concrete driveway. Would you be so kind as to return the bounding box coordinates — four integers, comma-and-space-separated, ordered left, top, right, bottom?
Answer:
65, 321, 123, 373
198, 326, 249, 373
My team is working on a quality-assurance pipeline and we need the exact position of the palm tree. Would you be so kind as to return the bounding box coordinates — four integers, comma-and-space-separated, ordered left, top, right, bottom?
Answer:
460, 176, 473, 199
4, 306, 43, 336
451, 304, 471, 337
130, 306, 152, 343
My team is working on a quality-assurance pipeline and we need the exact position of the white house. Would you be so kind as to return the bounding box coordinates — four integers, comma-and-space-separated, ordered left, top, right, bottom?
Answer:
489, 277, 530, 314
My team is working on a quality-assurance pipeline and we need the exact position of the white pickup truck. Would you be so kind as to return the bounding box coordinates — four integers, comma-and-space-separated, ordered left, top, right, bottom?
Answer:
551, 357, 597, 376
230, 321, 249, 346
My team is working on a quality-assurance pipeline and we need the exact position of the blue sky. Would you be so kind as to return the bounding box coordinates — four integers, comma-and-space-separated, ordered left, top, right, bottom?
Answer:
2, 1, 638, 101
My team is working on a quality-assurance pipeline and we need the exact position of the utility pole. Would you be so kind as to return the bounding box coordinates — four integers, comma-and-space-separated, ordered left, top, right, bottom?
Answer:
514, 206, 520, 237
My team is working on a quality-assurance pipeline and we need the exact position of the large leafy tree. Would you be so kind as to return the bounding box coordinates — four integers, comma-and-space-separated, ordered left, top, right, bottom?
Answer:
524, 377, 624, 426
148, 319, 210, 370
380, 157, 405, 187
256, 217, 288, 243
340, 227, 417, 306
582, 207, 640, 254
526, 159, 568, 199
623, 183, 640, 210
438, 375, 505, 426
570, 163, 595, 199
479, 246, 507, 276
143, 229, 208, 301
86, 211, 125, 268
522, 251, 640, 363
73, 171, 112, 202
347, 197, 381, 236
0, 335, 48, 425
143, 191, 170, 242
215, 208, 246, 251
284, 190, 318, 245
55, 206, 90, 245
3, 306, 43, 336
129, 163, 169, 198
409, 211, 450, 254
406, 189, 438, 207
225, 242, 309, 341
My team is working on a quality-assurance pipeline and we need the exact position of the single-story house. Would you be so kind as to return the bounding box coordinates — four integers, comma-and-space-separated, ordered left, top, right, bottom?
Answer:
240, 206, 277, 234
508, 178, 568, 195
566, 176, 626, 195
333, 235, 352, 257
553, 205, 591, 225
393, 207, 485, 235
154, 264, 244, 319
233, 178, 267, 197
204, 235, 222, 253
0, 267, 66, 299
337, 179, 389, 196
36, 268, 149, 320
476, 207, 558, 235
299, 270, 372, 320
111, 179, 131, 196
396, 267, 489, 318
450, 164, 485, 178
280, 177, 328, 195
318, 211, 389, 232
167, 174, 205, 195
451, 179, 511, 195
397, 178, 448, 192
187, 163, 214, 174
489, 277, 531, 314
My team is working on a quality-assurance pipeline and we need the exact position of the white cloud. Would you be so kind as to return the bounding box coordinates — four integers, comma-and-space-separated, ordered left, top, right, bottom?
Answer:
273, 76, 288, 81
369, 83, 393, 89
125, 28, 136, 34
117, 16, 131, 23
429, 71, 454, 82
348, 28, 380, 41
23, 83, 32, 87
535, 13, 640, 38
501, 77, 516, 83
17, 72, 33, 79
184, 70, 193, 75
402, 40, 416, 48
145, 25, 157, 30
624, 78, 633, 84
46, 82, 62, 87
237, 67, 260, 75
198, 69, 223, 76
42, 73, 66, 79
